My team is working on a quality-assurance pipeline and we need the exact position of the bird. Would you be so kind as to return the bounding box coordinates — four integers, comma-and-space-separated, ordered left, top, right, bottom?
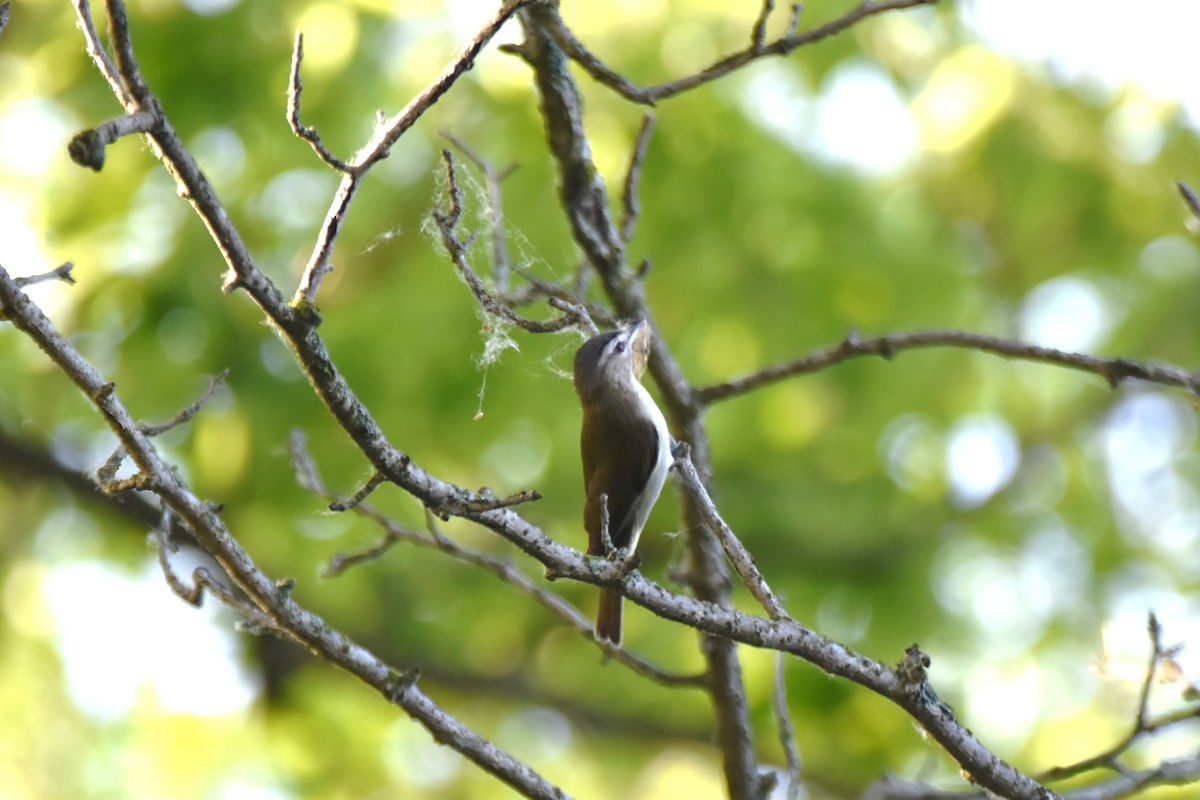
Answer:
573, 320, 671, 645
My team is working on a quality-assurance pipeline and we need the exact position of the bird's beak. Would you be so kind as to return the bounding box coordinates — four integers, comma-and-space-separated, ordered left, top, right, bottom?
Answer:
629, 320, 651, 378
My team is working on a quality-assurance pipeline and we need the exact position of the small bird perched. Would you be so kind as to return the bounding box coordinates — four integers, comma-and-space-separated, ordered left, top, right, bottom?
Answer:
573, 320, 671, 644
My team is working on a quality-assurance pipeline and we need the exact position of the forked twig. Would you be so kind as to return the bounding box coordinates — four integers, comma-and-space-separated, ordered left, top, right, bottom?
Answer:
287, 33, 351, 173
546, 0, 936, 105
12, 262, 76, 288
698, 328, 1200, 405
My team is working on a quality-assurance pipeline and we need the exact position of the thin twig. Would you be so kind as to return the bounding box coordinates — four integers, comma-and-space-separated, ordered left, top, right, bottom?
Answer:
287, 34, 351, 172
1136, 613, 1165, 728
329, 471, 385, 512
74, 0, 278, 299
72, 0, 129, 104
141, 369, 230, 436
697, 328, 1200, 404
545, 0, 937, 105
751, 0, 777, 51
773, 652, 803, 800
294, 0, 535, 306
442, 131, 518, 293
673, 444, 791, 621
1179, 181, 1200, 226
503, 268, 606, 333
619, 114, 655, 244
434, 150, 594, 334
13, 262, 76, 288
67, 109, 156, 171
154, 506, 280, 631
95, 370, 229, 491
1037, 613, 1200, 786
102, 0, 149, 101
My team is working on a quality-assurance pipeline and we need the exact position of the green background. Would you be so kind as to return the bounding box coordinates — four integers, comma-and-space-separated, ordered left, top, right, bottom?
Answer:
1, 1, 1198, 797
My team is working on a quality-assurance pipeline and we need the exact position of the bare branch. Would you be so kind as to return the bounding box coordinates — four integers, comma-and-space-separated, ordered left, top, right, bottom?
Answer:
1179, 181, 1200, 227
102, 0, 153, 103
154, 506, 281, 632
501, 270, 605, 335
12, 262, 76, 288
287, 34, 351, 173
673, 443, 790, 621
619, 114, 655, 244
141, 369, 230, 437
329, 472, 386, 512
72, 0, 129, 104
545, 0, 938, 105
94, 370, 229, 493
71, 3, 281, 300
697, 328, 1200, 404
1037, 613, 1200, 786
434, 149, 595, 334
288, 432, 704, 689
870, 753, 1200, 800
0, 260, 569, 800
294, 0, 536, 306
67, 109, 156, 170
751, 0, 777, 51
442, 130, 518, 293
773, 652, 803, 800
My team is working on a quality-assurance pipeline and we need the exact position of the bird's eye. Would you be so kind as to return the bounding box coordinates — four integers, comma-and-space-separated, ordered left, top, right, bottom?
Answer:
614, 341, 626, 353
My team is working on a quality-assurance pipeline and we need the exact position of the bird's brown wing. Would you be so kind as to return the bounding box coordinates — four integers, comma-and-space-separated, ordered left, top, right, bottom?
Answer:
581, 403, 662, 555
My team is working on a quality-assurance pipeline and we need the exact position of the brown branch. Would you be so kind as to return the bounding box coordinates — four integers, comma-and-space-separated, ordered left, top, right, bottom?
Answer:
697, 328, 1200, 405
12, 261, 76, 288
1179, 181, 1200, 226
289, 432, 704, 689
773, 652, 803, 800
673, 443, 790, 621
154, 506, 280, 632
750, 0, 777, 51
67, 109, 156, 170
545, 0, 938, 105
328, 471, 385, 512
294, 0, 536, 306
870, 615, 1200, 799
74, 4, 282, 300
433, 149, 595, 335
94, 369, 228, 492
58, 3, 1192, 798
0, 259, 569, 800
619, 113, 655, 244
287, 33, 351, 173
73, 0, 129, 103
1038, 613, 1200, 785
141, 369, 229, 437
441, 130, 519, 293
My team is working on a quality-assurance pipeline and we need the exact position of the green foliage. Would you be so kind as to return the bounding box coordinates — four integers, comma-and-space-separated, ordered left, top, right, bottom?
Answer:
2, 1, 1199, 798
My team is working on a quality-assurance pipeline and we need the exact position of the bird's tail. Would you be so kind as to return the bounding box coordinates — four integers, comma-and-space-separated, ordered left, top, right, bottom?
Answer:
595, 589, 623, 645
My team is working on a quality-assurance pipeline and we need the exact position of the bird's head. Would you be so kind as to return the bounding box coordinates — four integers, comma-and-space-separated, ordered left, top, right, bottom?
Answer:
573, 320, 652, 402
